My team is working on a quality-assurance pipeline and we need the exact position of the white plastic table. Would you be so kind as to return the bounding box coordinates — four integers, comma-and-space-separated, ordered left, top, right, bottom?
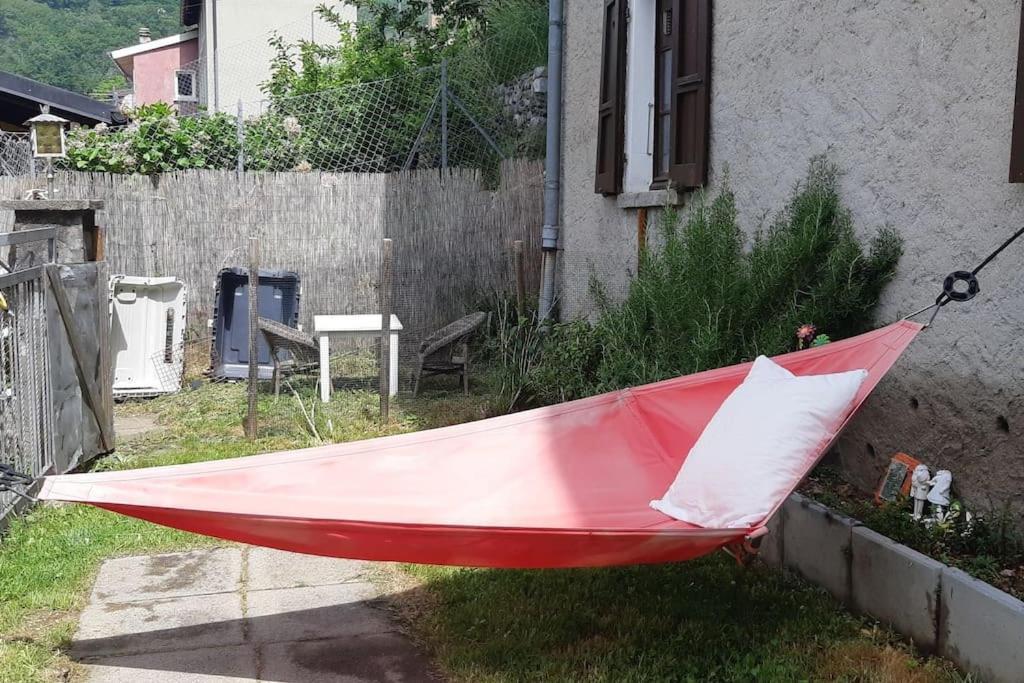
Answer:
315, 314, 403, 402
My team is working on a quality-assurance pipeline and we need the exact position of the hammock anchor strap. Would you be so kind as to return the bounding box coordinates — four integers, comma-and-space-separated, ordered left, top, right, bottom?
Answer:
906, 224, 1024, 327
0, 464, 37, 502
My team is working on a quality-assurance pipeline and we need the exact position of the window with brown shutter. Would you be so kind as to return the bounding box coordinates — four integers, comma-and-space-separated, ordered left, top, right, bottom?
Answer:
657, 0, 712, 190
594, 0, 627, 195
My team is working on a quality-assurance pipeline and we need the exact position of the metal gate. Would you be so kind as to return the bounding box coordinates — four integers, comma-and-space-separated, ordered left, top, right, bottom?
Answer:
0, 229, 55, 522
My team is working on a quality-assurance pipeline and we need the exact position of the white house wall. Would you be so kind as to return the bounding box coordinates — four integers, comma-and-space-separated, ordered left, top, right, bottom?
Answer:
197, 0, 352, 113
560, 0, 1024, 508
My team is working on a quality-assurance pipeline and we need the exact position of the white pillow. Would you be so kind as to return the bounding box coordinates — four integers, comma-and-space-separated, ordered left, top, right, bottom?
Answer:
650, 356, 867, 529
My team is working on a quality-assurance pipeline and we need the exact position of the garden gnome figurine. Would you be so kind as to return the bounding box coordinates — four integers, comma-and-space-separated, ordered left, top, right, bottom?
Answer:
927, 470, 953, 520
910, 464, 931, 520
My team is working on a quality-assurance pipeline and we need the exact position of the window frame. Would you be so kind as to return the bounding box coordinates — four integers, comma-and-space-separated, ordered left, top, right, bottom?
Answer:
174, 69, 198, 103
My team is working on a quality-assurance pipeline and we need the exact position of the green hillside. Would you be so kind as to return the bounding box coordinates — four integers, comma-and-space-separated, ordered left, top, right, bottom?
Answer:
0, 0, 181, 95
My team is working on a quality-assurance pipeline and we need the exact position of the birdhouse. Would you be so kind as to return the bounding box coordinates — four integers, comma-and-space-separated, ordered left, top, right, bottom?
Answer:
26, 110, 69, 159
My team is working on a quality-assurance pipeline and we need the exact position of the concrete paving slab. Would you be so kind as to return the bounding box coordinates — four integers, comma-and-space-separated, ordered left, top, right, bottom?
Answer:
90, 548, 242, 603
260, 634, 437, 683
939, 567, 1024, 683
247, 582, 391, 644
782, 493, 858, 604
81, 644, 258, 682
74, 592, 244, 658
76, 548, 433, 683
248, 548, 369, 591
850, 526, 942, 652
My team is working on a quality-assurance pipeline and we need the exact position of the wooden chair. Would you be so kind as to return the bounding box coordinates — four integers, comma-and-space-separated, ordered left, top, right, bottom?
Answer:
413, 312, 487, 397
258, 317, 320, 396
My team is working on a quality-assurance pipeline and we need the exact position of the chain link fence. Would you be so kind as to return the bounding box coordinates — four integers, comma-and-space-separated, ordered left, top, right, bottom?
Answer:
13, 25, 548, 180
0, 132, 34, 178
0, 270, 53, 522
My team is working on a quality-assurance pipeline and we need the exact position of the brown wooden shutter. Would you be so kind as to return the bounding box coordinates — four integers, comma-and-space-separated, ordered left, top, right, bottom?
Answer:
667, 0, 712, 189
1010, 6, 1024, 182
594, 0, 627, 195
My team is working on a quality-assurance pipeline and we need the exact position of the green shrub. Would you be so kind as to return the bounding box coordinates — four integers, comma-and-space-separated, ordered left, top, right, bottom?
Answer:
66, 103, 241, 174
485, 158, 904, 408
588, 158, 903, 391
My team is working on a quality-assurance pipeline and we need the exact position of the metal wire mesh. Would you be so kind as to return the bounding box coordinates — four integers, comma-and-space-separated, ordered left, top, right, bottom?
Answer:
0, 273, 53, 519
0, 132, 34, 178
0, 23, 547, 179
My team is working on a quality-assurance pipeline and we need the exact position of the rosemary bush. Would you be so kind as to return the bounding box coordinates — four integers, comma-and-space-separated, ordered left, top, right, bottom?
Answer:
487, 159, 903, 409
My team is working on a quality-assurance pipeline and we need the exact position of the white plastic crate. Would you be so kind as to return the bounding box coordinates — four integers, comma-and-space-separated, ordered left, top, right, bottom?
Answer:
110, 275, 187, 397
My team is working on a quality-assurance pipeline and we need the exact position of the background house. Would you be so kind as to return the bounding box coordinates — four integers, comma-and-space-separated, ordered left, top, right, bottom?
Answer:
110, 28, 199, 112
0, 70, 121, 175
0, 71, 121, 131
111, 1, 351, 114
558, 0, 1024, 509
180, 0, 349, 113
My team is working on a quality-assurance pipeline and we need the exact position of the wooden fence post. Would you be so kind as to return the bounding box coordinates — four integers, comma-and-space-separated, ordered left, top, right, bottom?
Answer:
513, 240, 526, 317
245, 236, 259, 439
379, 238, 393, 424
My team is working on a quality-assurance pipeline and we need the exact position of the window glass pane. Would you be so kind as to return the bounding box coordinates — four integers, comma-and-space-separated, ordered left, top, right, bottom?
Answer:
176, 72, 194, 98
660, 51, 672, 108
659, 113, 671, 174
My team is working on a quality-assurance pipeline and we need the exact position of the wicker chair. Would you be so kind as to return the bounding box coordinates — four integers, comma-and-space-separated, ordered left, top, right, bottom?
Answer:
258, 317, 320, 396
413, 312, 487, 397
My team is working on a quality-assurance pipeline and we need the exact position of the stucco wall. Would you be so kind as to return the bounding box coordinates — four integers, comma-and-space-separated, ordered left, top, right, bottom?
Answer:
196, 0, 350, 113
132, 39, 199, 107
560, 0, 1024, 508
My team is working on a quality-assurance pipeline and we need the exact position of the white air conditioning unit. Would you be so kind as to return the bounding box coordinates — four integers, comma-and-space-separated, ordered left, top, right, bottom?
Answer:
110, 275, 187, 397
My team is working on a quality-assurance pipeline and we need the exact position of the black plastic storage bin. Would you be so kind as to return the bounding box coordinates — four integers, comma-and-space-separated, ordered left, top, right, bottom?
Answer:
210, 267, 301, 380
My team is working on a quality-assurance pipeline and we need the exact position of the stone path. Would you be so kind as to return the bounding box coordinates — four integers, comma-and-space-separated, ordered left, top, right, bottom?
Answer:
73, 547, 436, 682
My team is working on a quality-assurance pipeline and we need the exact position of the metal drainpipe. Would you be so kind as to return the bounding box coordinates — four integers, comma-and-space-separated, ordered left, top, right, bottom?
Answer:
211, 0, 220, 112
537, 0, 564, 322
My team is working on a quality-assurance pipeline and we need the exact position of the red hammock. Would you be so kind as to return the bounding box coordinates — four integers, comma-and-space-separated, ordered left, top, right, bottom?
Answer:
39, 321, 921, 569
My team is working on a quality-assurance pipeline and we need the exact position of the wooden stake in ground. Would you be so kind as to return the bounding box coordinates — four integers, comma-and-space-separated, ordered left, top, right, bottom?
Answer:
513, 240, 526, 317
379, 238, 393, 424
245, 236, 259, 439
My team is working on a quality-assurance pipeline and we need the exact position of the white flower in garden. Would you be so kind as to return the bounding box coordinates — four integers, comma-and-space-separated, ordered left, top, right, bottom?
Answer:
124, 155, 138, 169
283, 116, 302, 137
94, 123, 109, 133
293, 160, 312, 173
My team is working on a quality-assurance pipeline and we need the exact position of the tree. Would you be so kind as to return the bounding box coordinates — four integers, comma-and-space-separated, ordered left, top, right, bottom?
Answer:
0, 0, 179, 94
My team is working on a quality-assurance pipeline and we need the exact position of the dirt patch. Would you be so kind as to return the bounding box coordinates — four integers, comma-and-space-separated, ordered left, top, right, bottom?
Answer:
814, 638, 951, 682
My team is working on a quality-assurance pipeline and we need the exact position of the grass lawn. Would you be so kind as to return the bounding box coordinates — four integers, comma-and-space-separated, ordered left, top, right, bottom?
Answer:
0, 378, 964, 682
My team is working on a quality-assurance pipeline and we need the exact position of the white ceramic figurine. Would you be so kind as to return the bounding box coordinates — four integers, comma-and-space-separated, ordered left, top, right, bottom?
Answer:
926, 470, 953, 520
910, 464, 931, 520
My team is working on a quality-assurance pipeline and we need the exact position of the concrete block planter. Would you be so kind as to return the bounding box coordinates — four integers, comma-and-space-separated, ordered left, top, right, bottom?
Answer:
763, 493, 1024, 682
781, 493, 858, 604
939, 567, 1024, 683
850, 527, 942, 652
